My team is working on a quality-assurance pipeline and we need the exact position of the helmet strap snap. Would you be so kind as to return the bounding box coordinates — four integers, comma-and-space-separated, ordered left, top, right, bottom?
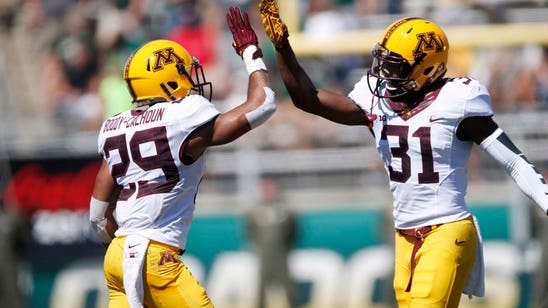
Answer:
160, 83, 177, 101
176, 63, 186, 75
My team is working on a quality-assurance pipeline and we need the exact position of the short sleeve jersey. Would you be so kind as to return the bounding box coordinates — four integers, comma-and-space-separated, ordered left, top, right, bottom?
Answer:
349, 77, 493, 229
97, 95, 220, 249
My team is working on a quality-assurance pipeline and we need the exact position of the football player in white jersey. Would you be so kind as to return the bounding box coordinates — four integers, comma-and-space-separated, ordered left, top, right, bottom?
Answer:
258, 1, 548, 307
89, 7, 275, 308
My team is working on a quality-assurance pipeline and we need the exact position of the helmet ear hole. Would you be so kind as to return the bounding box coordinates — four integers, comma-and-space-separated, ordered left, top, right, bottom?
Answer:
423, 66, 433, 75
167, 81, 178, 90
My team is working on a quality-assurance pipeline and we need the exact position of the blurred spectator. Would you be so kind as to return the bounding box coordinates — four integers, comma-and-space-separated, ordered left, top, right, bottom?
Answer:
535, 46, 548, 110
166, 0, 231, 101
70, 0, 137, 128
253, 98, 315, 149
2, 0, 60, 137
0, 199, 27, 308
346, 0, 398, 29
1, 0, 548, 149
166, 0, 216, 67
0, 0, 19, 30
301, 0, 366, 92
508, 44, 545, 110
43, 4, 104, 134
353, 0, 384, 17
247, 177, 297, 308
303, 0, 347, 37
469, 45, 547, 113
98, 54, 133, 119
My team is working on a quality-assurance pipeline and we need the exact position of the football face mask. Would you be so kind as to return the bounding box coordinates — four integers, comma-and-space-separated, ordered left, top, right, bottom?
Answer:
368, 44, 417, 97
367, 17, 449, 99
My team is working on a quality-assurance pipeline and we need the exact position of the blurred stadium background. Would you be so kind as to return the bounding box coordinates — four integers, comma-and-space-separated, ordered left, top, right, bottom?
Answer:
0, 0, 547, 307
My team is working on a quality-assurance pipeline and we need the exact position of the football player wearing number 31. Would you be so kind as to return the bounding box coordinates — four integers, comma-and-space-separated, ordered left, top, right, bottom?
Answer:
89, 7, 274, 308
258, 0, 548, 307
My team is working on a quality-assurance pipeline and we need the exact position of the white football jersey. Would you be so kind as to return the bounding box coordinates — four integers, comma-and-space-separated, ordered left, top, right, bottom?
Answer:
349, 76, 493, 229
97, 95, 220, 249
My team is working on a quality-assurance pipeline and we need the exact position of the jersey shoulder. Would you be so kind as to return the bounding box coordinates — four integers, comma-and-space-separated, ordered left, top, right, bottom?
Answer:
439, 77, 493, 118
171, 95, 220, 124
97, 97, 220, 153
348, 74, 375, 111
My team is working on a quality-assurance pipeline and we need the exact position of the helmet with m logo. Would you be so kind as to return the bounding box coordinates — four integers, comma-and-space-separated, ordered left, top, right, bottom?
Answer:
123, 39, 212, 107
368, 17, 449, 98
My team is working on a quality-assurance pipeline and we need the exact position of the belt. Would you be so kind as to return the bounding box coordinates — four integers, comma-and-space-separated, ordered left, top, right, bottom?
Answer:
397, 224, 442, 292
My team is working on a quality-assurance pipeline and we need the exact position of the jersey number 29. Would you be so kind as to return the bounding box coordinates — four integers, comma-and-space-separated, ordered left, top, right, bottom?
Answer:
103, 126, 180, 200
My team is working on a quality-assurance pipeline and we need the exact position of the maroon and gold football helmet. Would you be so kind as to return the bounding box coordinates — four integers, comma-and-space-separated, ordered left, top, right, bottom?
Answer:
368, 17, 449, 98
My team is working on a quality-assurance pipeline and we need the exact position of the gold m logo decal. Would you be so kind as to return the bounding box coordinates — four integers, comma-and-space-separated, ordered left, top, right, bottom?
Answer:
413, 32, 444, 56
152, 47, 184, 71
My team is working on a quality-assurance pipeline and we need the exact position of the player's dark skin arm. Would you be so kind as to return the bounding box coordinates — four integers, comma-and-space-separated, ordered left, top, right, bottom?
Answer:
274, 43, 367, 126
275, 37, 498, 142
456, 116, 499, 144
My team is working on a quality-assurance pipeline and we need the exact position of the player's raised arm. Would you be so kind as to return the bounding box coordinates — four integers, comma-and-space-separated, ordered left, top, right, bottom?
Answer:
258, 0, 366, 126
209, 7, 276, 146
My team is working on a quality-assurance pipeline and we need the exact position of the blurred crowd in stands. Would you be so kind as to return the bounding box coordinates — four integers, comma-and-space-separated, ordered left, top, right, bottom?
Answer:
0, 0, 547, 150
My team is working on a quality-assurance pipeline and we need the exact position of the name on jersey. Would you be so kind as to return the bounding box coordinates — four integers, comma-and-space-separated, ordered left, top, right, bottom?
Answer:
103, 108, 165, 132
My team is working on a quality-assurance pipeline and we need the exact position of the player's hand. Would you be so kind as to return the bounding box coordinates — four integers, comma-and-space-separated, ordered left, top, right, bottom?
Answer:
258, 0, 289, 49
226, 7, 263, 59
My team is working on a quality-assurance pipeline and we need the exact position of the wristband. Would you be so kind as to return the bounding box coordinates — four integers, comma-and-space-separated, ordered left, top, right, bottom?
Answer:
243, 45, 267, 75
90, 197, 109, 222
89, 197, 112, 243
